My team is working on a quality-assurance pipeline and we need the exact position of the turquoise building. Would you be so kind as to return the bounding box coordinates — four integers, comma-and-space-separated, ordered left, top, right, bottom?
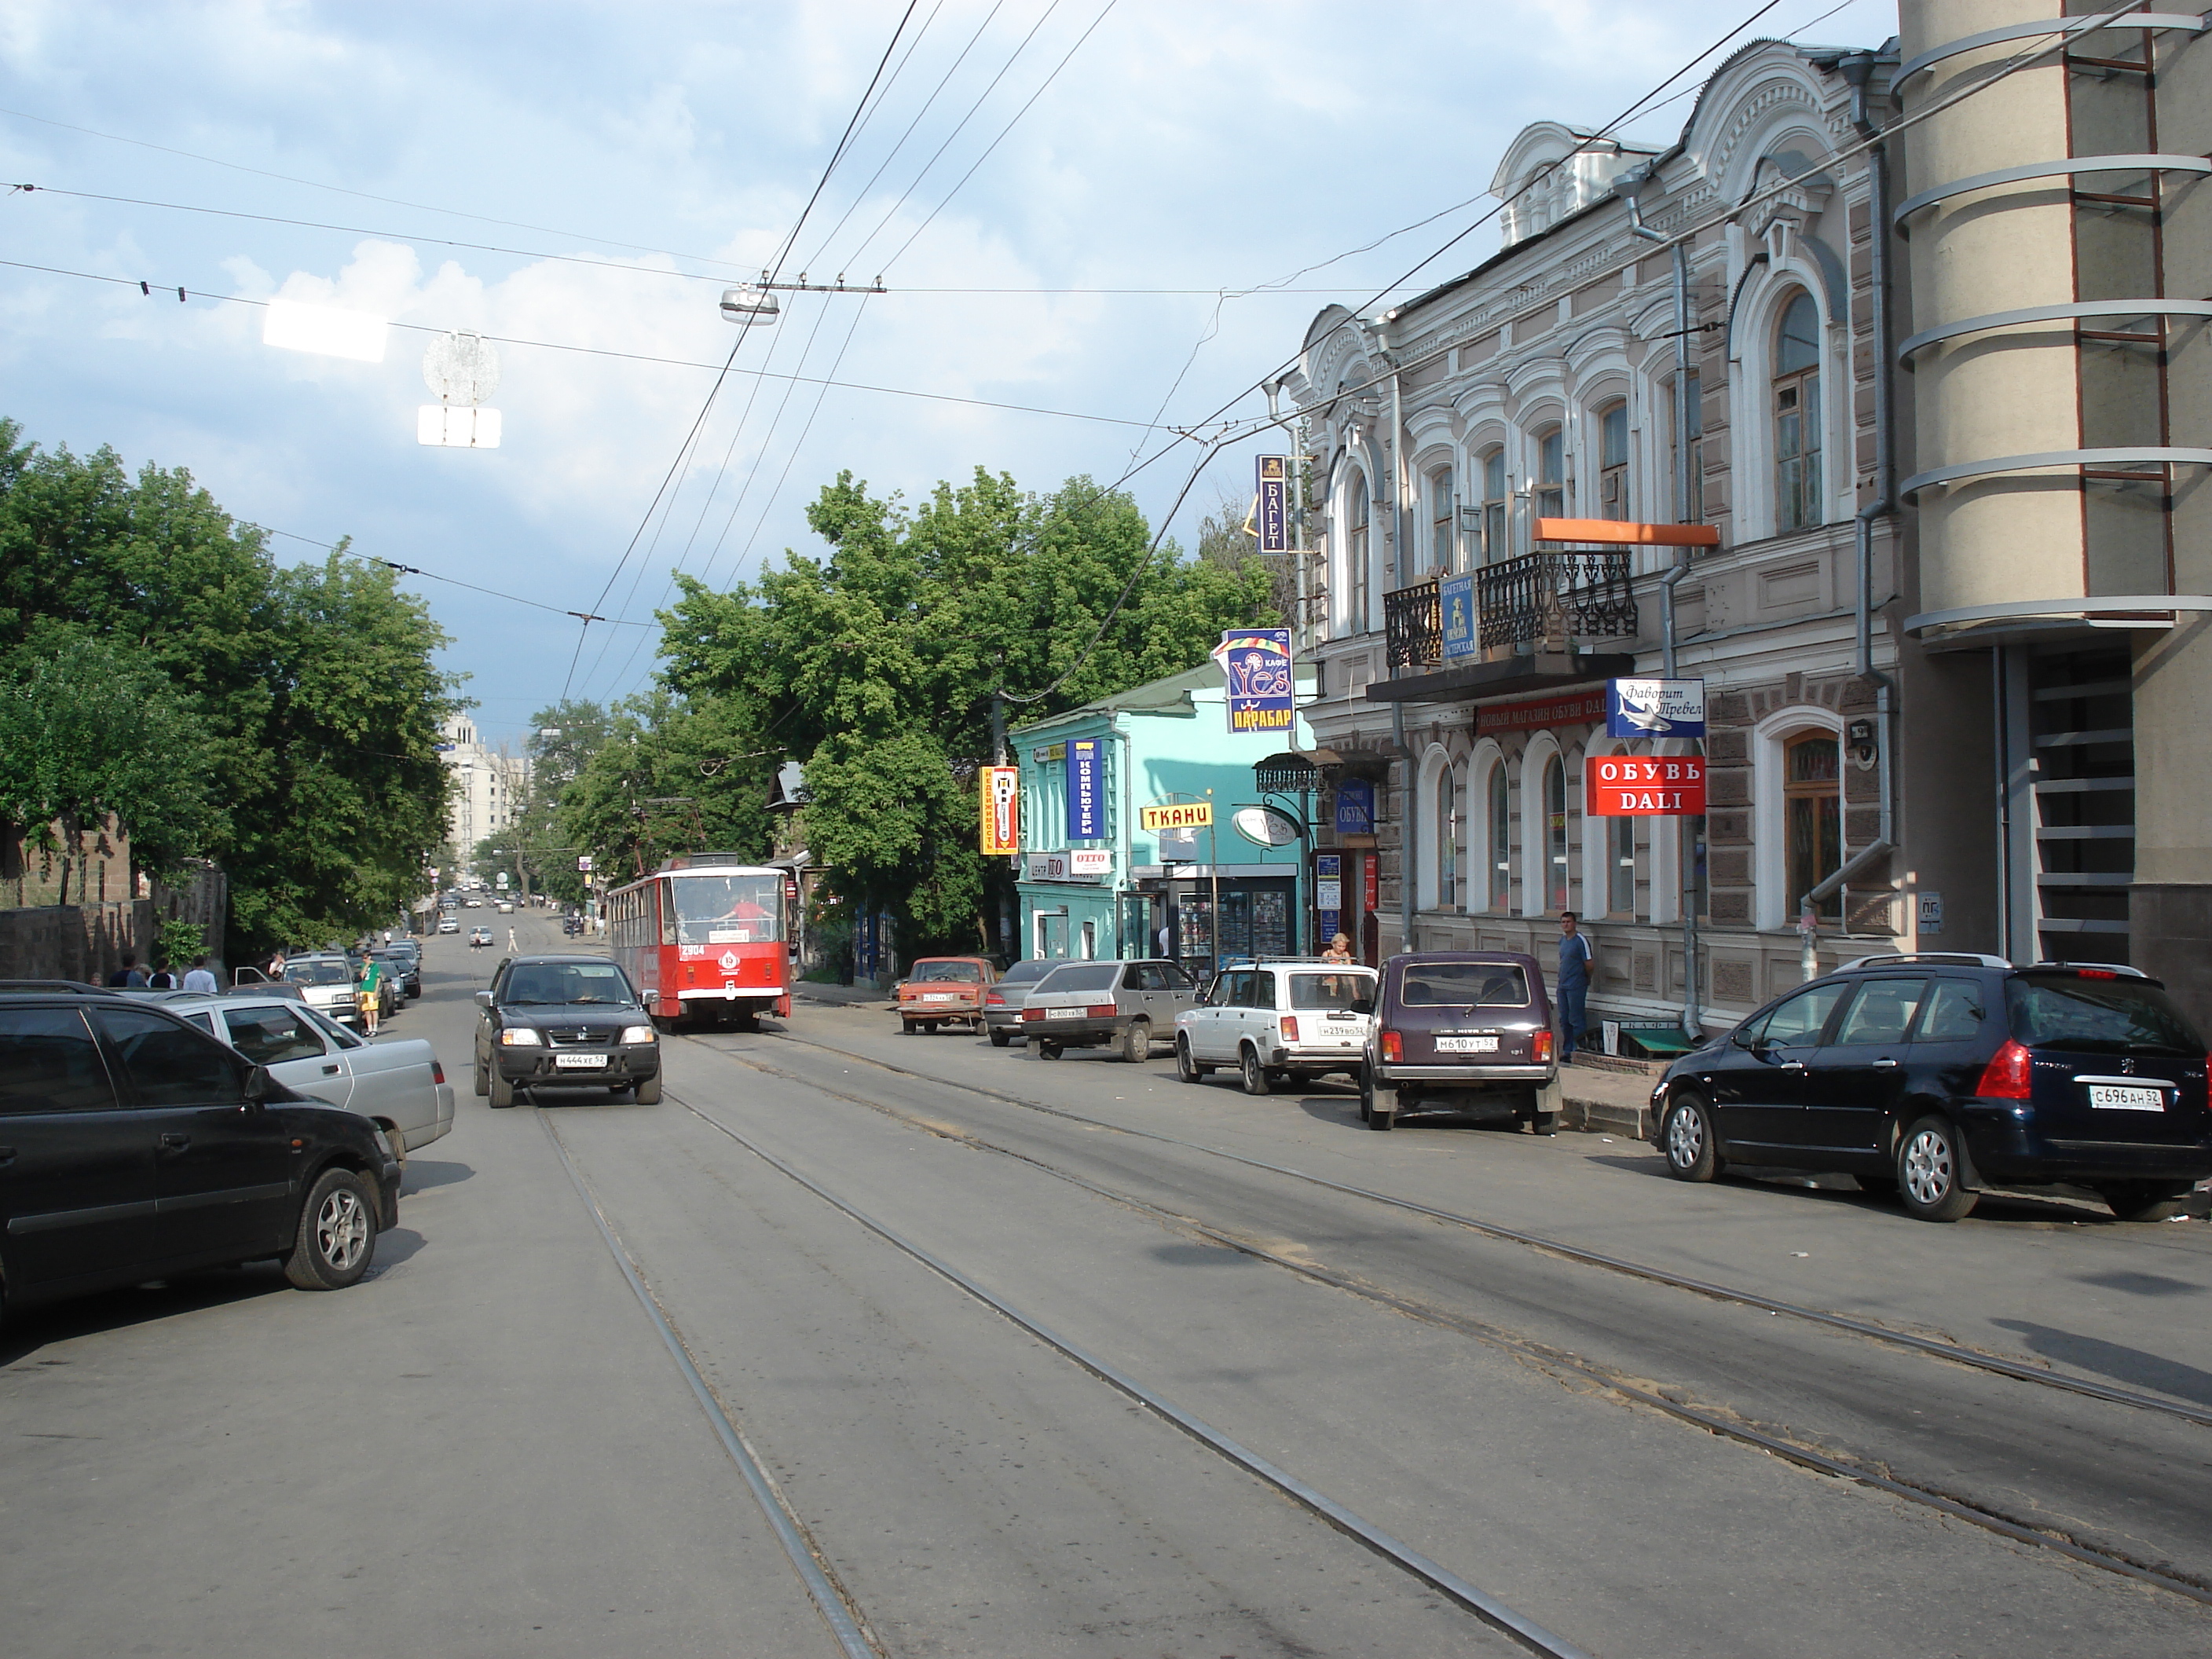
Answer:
1009, 662, 1318, 973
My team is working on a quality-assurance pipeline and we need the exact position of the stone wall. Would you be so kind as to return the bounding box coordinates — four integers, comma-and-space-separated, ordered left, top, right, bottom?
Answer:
0, 899, 153, 983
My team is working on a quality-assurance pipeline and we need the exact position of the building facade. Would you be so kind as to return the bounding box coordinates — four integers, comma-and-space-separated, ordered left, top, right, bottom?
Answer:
437, 713, 529, 874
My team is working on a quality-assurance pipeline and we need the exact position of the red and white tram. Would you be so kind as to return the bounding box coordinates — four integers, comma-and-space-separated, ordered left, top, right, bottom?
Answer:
605, 855, 796, 1030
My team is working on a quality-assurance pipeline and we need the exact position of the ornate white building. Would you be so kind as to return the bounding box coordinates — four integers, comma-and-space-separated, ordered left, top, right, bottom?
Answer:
438, 714, 529, 873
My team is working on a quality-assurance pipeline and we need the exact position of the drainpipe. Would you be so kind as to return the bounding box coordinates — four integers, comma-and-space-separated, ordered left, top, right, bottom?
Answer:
1386, 333, 1416, 958
1624, 167, 1704, 1039
1800, 53, 1899, 980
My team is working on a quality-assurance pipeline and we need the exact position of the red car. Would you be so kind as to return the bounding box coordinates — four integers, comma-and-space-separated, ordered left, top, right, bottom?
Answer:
899, 957, 998, 1035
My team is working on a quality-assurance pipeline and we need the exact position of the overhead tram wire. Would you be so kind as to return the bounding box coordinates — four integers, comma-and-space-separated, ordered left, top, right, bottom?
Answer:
243, 523, 650, 626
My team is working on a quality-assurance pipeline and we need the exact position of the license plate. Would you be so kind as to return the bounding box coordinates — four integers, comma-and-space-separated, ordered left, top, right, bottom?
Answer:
1435, 1035, 1500, 1053
924, 993, 957, 1002
555, 1053, 609, 1070
2089, 1084, 2164, 1111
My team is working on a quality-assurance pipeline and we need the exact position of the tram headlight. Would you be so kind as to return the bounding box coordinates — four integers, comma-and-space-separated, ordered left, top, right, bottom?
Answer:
499, 1028, 543, 1046
620, 1025, 657, 1045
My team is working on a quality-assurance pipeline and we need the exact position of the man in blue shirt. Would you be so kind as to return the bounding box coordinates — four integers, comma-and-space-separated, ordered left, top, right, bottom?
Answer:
1556, 910, 1593, 1062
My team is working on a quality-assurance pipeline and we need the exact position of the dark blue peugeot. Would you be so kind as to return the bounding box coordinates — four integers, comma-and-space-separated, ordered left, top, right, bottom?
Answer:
1647, 954, 2212, 1222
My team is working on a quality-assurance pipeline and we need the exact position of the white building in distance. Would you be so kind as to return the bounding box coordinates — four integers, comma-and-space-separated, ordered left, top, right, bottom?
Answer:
438, 714, 529, 873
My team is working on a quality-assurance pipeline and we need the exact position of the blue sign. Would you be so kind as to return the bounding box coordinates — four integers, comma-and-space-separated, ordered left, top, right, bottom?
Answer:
1606, 677, 1707, 739
1213, 628, 1295, 733
1439, 571, 1476, 661
1256, 456, 1290, 555
1066, 738, 1104, 840
1335, 778, 1375, 835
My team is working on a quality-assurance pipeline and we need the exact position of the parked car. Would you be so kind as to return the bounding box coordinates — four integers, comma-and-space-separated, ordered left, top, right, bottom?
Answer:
898, 957, 998, 1035
1020, 959, 1199, 1061
474, 954, 661, 1107
1649, 954, 2212, 1222
496, 900, 514, 914
438, 915, 460, 935
153, 991, 453, 1152
0, 988, 400, 1318
372, 947, 422, 1001
1176, 958, 1379, 1095
562, 915, 584, 936
983, 958, 1060, 1047
277, 952, 368, 1030
1360, 952, 1558, 1133
468, 927, 493, 948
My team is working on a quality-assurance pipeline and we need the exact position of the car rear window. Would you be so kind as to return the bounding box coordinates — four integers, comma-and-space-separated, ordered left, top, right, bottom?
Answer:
284, 959, 353, 986
1398, 962, 1529, 1008
1291, 972, 1375, 1010
2005, 974, 2205, 1056
912, 960, 983, 983
1001, 959, 1056, 985
1036, 963, 1119, 994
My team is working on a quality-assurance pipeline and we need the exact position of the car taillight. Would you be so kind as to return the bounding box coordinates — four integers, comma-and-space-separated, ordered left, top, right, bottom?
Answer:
986, 991, 1005, 1005
1087, 1004, 1118, 1019
1021, 1008, 1043, 1021
431, 1060, 445, 1086
1380, 1030, 1401, 1062
1280, 1015, 1300, 1043
1536, 1030, 1555, 1064
1976, 1038, 2033, 1099
2076, 968, 2117, 979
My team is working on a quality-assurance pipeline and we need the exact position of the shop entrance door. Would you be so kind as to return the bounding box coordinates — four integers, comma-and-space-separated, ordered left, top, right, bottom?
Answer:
1038, 910, 1069, 959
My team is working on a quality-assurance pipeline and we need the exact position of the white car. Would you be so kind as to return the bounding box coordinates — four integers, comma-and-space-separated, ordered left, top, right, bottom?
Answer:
438, 915, 460, 934
156, 991, 455, 1152
1174, 959, 1379, 1095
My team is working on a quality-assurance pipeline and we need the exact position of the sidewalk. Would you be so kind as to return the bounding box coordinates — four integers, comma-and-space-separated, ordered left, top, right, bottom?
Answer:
793, 980, 892, 1009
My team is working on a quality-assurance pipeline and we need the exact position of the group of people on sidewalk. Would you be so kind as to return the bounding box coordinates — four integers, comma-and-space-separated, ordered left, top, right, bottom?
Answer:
104, 952, 218, 993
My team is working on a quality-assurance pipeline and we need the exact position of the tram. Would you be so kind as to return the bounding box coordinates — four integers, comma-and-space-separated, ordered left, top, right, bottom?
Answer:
605, 854, 796, 1030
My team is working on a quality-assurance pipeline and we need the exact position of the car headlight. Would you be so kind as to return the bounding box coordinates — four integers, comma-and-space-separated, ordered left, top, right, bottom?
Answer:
620, 1025, 657, 1045
500, 1028, 543, 1046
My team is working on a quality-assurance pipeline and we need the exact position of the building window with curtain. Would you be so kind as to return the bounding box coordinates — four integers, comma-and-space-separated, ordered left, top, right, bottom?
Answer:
1536, 428, 1565, 522
1346, 472, 1370, 632
1785, 731, 1841, 920
1488, 763, 1511, 910
1430, 469, 1455, 573
1774, 293, 1822, 533
1597, 401, 1629, 521
1545, 753, 1569, 912
1669, 371, 1702, 522
1437, 764, 1460, 909
1610, 815, 1635, 916
1480, 449, 1508, 562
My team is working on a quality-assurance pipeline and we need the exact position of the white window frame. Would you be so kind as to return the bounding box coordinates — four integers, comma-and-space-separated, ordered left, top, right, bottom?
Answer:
1470, 738, 1510, 914
1752, 704, 1847, 931
1519, 731, 1568, 918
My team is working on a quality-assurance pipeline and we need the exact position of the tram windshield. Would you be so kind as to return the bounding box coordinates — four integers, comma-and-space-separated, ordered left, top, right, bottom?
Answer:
670, 872, 783, 945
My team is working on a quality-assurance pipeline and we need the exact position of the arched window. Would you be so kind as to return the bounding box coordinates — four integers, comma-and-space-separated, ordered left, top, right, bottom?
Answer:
1536, 427, 1566, 522
1436, 764, 1460, 910
1346, 471, 1370, 632
1429, 468, 1455, 573
1774, 293, 1822, 532
1545, 753, 1569, 913
1669, 371, 1703, 523
1488, 762, 1512, 910
1610, 815, 1636, 917
1785, 731, 1841, 920
1597, 401, 1629, 521
1480, 449, 1508, 562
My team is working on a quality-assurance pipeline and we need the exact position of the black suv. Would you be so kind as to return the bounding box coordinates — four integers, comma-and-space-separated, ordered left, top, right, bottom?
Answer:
1649, 954, 2211, 1222
0, 987, 401, 1320
473, 954, 661, 1107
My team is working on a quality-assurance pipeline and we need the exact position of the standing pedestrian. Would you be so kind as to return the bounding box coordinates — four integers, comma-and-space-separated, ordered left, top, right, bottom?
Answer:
266, 950, 288, 980
146, 961, 179, 989
106, 952, 148, 988
1555, 911, 1593, 1062
357, 954, 383, 1035
181, 955, 219, 994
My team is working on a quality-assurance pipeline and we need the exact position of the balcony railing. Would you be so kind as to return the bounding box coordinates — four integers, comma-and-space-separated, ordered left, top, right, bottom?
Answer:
1383, 577, 1441, 669
1476, 549, 1639, 649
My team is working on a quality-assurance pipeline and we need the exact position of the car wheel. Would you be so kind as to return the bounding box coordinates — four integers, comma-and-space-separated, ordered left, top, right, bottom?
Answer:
1121, 1020, 1151, 1064
989, 1027, 1012, 1048
473, 1057, 489, 1098
902, 1020, 916, 1035
633, 1073, 663, 1105
923, 1020, 940, 1035
1899, 1115, 1976, 1222
282, 1166, 378, 1291
1359, 1062, 1391, 1125
1240, 1046, 1271, 1096
1661, 1096, 1722, 1182
1037, 1040, 1062, 1060
2098, 1181, 2192, 1222
1176, 1035, 1207, 1082
489, 1071, 516, 1108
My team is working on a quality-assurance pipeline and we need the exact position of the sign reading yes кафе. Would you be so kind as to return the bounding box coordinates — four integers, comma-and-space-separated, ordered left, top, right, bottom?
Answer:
1212, 628, 1295, 733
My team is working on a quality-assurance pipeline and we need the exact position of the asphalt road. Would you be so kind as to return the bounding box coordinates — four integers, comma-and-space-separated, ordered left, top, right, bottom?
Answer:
6, 910, 2211, 1657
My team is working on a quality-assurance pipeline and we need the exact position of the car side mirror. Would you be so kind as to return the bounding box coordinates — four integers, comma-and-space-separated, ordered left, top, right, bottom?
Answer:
474, 990, 493, 1009
243, 1065, 273, 1104
1730, 1028, 1756, 1050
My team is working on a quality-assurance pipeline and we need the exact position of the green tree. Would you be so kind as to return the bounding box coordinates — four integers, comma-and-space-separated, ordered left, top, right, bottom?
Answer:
555, 692, 776, 890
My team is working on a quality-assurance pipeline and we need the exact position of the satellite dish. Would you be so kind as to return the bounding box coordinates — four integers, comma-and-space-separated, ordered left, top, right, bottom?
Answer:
1232, 806, 1300, 848
720, 285, 780, 326
422, 331, 500, 405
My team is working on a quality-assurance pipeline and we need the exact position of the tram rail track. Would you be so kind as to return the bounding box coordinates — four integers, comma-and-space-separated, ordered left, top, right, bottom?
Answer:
686, 1026, 2212, 1610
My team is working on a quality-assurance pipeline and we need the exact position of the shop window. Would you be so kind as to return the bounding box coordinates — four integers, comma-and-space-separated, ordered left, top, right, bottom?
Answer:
1785, 732, 1841, 921
1429, 468, 1455, 573
1774, 292, 1822, 533
1346, 472, 1371, 632
1669, 371, 1702, 522
1488, 763, 1511, 910
1536, 428, 1565, 522
1546, 754, 1569, 914
1436, 764, 1460, 910
1480, 448, 1508, 563
1597, 401, 1629, 522
1610, 815, 1635, 917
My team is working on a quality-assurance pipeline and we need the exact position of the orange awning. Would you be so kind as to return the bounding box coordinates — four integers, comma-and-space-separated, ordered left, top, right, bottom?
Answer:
1534, 517, 1719, 548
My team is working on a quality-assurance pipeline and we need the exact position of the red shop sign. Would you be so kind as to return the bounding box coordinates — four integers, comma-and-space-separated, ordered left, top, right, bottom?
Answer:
1584, 754, 1705, 816
1476, 688, 1606, 735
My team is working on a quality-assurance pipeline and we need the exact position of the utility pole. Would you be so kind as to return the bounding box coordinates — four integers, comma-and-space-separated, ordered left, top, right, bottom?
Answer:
991, 690, 1014, 963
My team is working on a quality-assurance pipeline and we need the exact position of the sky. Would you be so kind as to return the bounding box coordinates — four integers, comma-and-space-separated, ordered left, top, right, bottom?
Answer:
0, 0, 1897, 746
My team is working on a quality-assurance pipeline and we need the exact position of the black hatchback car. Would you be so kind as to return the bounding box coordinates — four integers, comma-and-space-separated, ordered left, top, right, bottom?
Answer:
0, 987, 401, 1321
1361, 951, 1558, 1133
474, 954, 661, 1107
1649, 954, 2212, 1221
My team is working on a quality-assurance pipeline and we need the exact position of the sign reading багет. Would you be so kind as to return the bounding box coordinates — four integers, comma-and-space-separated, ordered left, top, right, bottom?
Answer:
1212, 628, 1294, 732
1606, 677, 1705, 739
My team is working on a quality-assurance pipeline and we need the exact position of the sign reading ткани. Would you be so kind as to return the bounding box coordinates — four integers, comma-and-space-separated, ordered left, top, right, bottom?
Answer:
1605, 677, 1706, 739
1141, 801, 1214, 832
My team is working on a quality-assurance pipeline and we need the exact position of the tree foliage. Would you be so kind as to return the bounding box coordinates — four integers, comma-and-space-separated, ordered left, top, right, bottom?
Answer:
0, 419, 460, 953
553, 692, 778, 891
655, 467, 1276, 950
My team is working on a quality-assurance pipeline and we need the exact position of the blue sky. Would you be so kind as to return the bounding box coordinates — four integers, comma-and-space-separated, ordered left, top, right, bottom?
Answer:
0, 0, 1895, 745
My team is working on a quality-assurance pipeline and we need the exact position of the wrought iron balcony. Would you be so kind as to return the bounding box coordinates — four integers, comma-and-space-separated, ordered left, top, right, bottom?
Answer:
1476, 549, 1639, 649
1383, 577, 1441, 669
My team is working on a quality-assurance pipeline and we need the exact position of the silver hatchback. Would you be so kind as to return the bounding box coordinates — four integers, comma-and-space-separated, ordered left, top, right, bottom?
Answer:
1019, 959, 1199, 1062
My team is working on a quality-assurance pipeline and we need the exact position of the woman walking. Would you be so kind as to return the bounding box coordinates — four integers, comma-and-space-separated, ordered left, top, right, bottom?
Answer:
357, 954, 384, 1036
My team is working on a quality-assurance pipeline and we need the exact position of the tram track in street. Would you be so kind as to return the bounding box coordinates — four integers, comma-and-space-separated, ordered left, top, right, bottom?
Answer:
683, 1025, 2212, 1610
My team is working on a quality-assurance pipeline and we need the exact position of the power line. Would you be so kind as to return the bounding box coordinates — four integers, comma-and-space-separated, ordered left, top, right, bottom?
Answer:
245, 523, 653, 624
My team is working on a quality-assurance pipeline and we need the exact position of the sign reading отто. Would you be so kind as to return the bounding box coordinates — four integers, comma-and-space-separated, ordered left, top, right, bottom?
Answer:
1141, 802, 1213, 832
1584, 755, 1707, 816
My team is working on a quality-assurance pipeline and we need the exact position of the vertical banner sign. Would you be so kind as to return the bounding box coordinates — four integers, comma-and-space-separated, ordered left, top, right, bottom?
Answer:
1439, 570, 1477, 660
1256, 456, 1290, 555
1315, 851, 1342, 947
980, 766, 1020, 855
1605, 677, 1706, 738
1066, 739, 1104, 840
1584, 755, 1707, 815
1213, 628, 1295, 732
